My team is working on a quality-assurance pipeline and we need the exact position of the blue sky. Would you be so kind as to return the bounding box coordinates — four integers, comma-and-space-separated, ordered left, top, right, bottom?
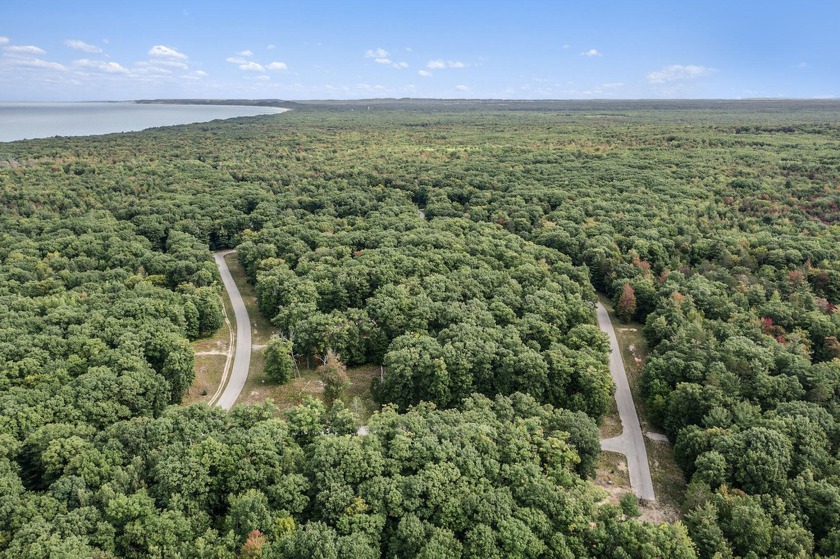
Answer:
1, 0, 837, 101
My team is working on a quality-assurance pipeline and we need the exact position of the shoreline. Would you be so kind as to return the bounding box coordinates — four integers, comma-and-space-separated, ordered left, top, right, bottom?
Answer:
0, 103, 289, 143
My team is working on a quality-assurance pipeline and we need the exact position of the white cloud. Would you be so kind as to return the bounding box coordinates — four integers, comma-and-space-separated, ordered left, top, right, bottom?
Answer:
562, 44, 571, 49
427, 59, 465, 69
239, 61, 265, 72
133, 62, 173, 75
267, 44, 276, 50
228, 55, 281, 72
418, 70, 432, 77
73, 59, 130, 74
3, 45, 46, 55
365, 48, 389, 58
647, 64, 715, 83
179, 70, 208, 81
238, 50, 254, 57
581, 49, 601, 57
256, 74, 270, 81
152, 59, 188, 69
455, 85, 469, 91
4, 56, 66, 71
0, 37, 10, 45
371, 54, 408, 69
147, 45, 188, 60
65, 39, 102, 53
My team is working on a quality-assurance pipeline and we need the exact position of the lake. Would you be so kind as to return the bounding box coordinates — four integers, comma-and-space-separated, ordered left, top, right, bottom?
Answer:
0, 102, 289, 142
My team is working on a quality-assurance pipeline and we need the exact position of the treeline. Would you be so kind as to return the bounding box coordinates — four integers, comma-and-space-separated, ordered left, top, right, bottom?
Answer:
1, 101, 839, 557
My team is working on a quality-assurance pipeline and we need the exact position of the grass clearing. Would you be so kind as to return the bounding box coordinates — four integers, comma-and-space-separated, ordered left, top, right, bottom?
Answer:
184, 354, 227, 405
596, 451, 631, 489
599, 397, 622, 439
238, 365, 322, 410
645, 439, 686, 521
185, 267, 234, 406
236, 361, 380, 420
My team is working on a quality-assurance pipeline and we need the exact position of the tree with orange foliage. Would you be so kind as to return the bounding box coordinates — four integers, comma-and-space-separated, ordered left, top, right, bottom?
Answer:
240, 530, 266, 559
616, 284, 637, 322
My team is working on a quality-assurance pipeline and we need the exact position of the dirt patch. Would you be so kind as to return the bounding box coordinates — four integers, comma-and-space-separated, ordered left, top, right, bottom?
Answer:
192, 336, 230, 354
300, 379, 325, 394
639, 499, 681, 523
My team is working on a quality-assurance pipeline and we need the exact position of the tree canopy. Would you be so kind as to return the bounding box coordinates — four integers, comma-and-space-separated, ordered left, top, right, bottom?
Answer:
1, 99, 839, 557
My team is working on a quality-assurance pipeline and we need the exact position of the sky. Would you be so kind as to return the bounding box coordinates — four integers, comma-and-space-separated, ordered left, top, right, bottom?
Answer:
1, 0, 838, 101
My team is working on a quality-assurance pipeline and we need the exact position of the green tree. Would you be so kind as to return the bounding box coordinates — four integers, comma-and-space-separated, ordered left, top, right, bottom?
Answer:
193, 286, 224, 337
264, 336, 295, 384
318, 350, 350, 405
379, 334, 449, 409
619, 493, 642, 517
226, 489, 273, 543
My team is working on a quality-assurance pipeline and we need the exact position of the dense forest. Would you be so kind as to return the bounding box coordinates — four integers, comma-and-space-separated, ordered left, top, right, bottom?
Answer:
1, 100, 838, 557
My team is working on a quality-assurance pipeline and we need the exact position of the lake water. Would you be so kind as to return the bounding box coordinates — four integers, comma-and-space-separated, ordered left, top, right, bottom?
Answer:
0, 102, 289, 142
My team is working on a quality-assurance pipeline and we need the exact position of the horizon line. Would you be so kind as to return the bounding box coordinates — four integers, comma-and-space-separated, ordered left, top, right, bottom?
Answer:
2, 97, 840, 104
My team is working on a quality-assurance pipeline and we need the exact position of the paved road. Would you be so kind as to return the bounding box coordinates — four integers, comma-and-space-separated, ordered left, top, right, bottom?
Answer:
596, 302, 656, 502
213, 251, 251, 411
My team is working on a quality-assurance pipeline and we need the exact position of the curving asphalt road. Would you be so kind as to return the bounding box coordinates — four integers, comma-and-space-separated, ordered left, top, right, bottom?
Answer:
596, 302, 656, 502
212, 251, 251, 411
